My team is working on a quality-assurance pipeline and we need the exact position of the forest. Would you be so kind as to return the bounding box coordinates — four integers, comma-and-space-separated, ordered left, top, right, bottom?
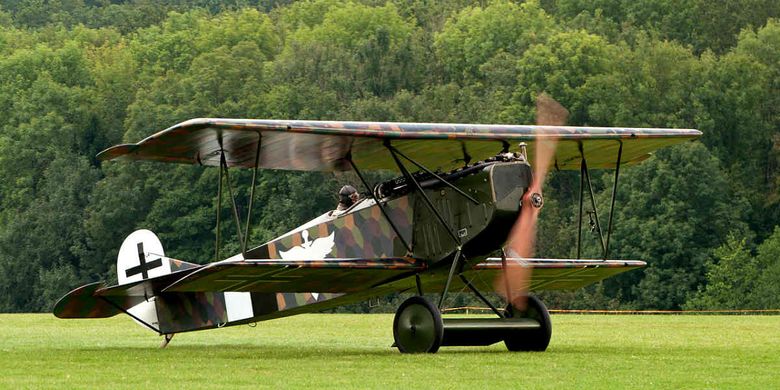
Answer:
0, 0, 777, 313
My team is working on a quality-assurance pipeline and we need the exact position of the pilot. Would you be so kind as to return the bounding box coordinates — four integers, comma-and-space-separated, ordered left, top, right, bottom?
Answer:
335, 185, 359, 213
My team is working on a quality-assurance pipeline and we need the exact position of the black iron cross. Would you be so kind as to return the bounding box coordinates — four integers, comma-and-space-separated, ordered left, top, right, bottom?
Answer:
125, 242, 163, 279
215, 268, 303, 291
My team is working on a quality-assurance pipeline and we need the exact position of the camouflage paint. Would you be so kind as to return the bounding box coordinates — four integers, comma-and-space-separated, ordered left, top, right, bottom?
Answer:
260, 195, 412, 260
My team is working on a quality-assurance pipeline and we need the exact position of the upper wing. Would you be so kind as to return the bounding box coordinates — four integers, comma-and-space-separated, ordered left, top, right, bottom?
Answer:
469, 258, 646, 291
163, 257, 426, 293
98, 118, 701, 172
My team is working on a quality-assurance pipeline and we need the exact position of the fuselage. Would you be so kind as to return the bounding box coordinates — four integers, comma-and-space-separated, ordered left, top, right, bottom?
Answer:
245, 157, 532, 268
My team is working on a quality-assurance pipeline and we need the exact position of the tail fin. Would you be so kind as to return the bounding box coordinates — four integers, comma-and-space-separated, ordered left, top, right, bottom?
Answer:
116, 229, 178, 332
53, 229, 178, 323
118, 229, 171, 284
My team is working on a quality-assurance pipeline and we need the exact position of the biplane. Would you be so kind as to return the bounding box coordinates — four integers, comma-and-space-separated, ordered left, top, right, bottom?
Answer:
54, 96, 701, 353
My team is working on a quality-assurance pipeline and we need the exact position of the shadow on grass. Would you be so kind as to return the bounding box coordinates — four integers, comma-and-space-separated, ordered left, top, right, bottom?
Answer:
67, 343, 536, 360
74, 344, 390, 358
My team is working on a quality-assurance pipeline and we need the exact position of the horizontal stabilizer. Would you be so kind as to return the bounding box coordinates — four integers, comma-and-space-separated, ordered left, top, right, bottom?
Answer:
163, 257, 427, 293
52, 266, 203, 319
472, 258, 646, 291
53, 282, 121, 319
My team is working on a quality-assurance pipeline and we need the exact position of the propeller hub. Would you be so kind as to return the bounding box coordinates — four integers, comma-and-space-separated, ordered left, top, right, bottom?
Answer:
530, 192, 544, 208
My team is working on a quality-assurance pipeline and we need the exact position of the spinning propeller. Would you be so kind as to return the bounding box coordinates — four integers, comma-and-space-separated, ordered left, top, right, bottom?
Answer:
496, 93, 569, 310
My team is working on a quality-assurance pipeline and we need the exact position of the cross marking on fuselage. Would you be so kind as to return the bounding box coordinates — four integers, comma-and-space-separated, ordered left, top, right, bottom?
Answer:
215, 267, 303, 291
126, 242, 163, 279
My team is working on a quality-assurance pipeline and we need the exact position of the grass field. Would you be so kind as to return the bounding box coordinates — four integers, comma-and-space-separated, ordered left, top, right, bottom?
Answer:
1, 313, 778, 389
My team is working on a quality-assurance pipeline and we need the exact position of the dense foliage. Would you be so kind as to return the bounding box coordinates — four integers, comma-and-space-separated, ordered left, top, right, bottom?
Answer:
0, 0, 777, 312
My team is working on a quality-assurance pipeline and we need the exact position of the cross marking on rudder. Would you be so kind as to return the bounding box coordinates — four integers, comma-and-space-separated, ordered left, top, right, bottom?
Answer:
125, 242, 163, 279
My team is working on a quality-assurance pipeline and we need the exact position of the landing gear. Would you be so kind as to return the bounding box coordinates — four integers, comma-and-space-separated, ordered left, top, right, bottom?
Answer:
392, 294, 552, 353
393, 296, 443, 353
503, 295, 552, 352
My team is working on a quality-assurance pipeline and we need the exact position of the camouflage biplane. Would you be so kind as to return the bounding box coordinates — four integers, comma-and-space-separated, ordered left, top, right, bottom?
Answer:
55, 96, 701, 353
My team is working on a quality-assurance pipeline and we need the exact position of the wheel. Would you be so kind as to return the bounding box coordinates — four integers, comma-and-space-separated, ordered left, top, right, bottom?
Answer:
503, 295, 552, 352
393, 296, 443, 353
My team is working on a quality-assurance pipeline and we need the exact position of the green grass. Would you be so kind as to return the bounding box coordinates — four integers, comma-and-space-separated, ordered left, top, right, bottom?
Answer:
1, 314, 778, 389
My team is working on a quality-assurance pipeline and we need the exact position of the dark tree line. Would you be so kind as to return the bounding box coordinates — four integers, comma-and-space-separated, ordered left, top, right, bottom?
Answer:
0, 0, 777, 312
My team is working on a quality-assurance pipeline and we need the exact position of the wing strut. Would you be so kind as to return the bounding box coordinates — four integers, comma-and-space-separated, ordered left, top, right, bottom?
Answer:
215, 148, 223, 261
576, 157, 584, 258
575, 141, 623, 259
243, 136, 262, 251
220, 151, 246, 253
604, 141, 623, 258
214, 133, 262, 261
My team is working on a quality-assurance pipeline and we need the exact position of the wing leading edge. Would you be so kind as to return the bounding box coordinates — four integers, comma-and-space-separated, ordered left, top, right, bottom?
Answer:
99, 118, 701, 172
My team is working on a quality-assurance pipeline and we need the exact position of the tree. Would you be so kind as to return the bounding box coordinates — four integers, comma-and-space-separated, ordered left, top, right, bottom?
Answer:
508, 30, 619, 124
698, 21, 780, 236
685, 235, 758, 309
434, 0, 555, 82
603, 142, 749, 309
269, 1, 424, 110
0, 153, 98, 312
752, 227, 780, 308
550, 0, 780, 54
687, 227, 780, 309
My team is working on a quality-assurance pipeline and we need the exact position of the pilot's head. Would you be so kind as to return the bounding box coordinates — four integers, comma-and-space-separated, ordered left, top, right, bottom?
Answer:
338, 185, 358, 208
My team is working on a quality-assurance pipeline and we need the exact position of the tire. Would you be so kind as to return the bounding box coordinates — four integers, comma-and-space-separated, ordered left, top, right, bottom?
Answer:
504, 295, 552, 352
393, 296, 444, 353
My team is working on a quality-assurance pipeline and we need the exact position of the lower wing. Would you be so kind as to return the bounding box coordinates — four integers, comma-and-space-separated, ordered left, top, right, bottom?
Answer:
470, 257, 645, 290
53, 256, 638, 319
